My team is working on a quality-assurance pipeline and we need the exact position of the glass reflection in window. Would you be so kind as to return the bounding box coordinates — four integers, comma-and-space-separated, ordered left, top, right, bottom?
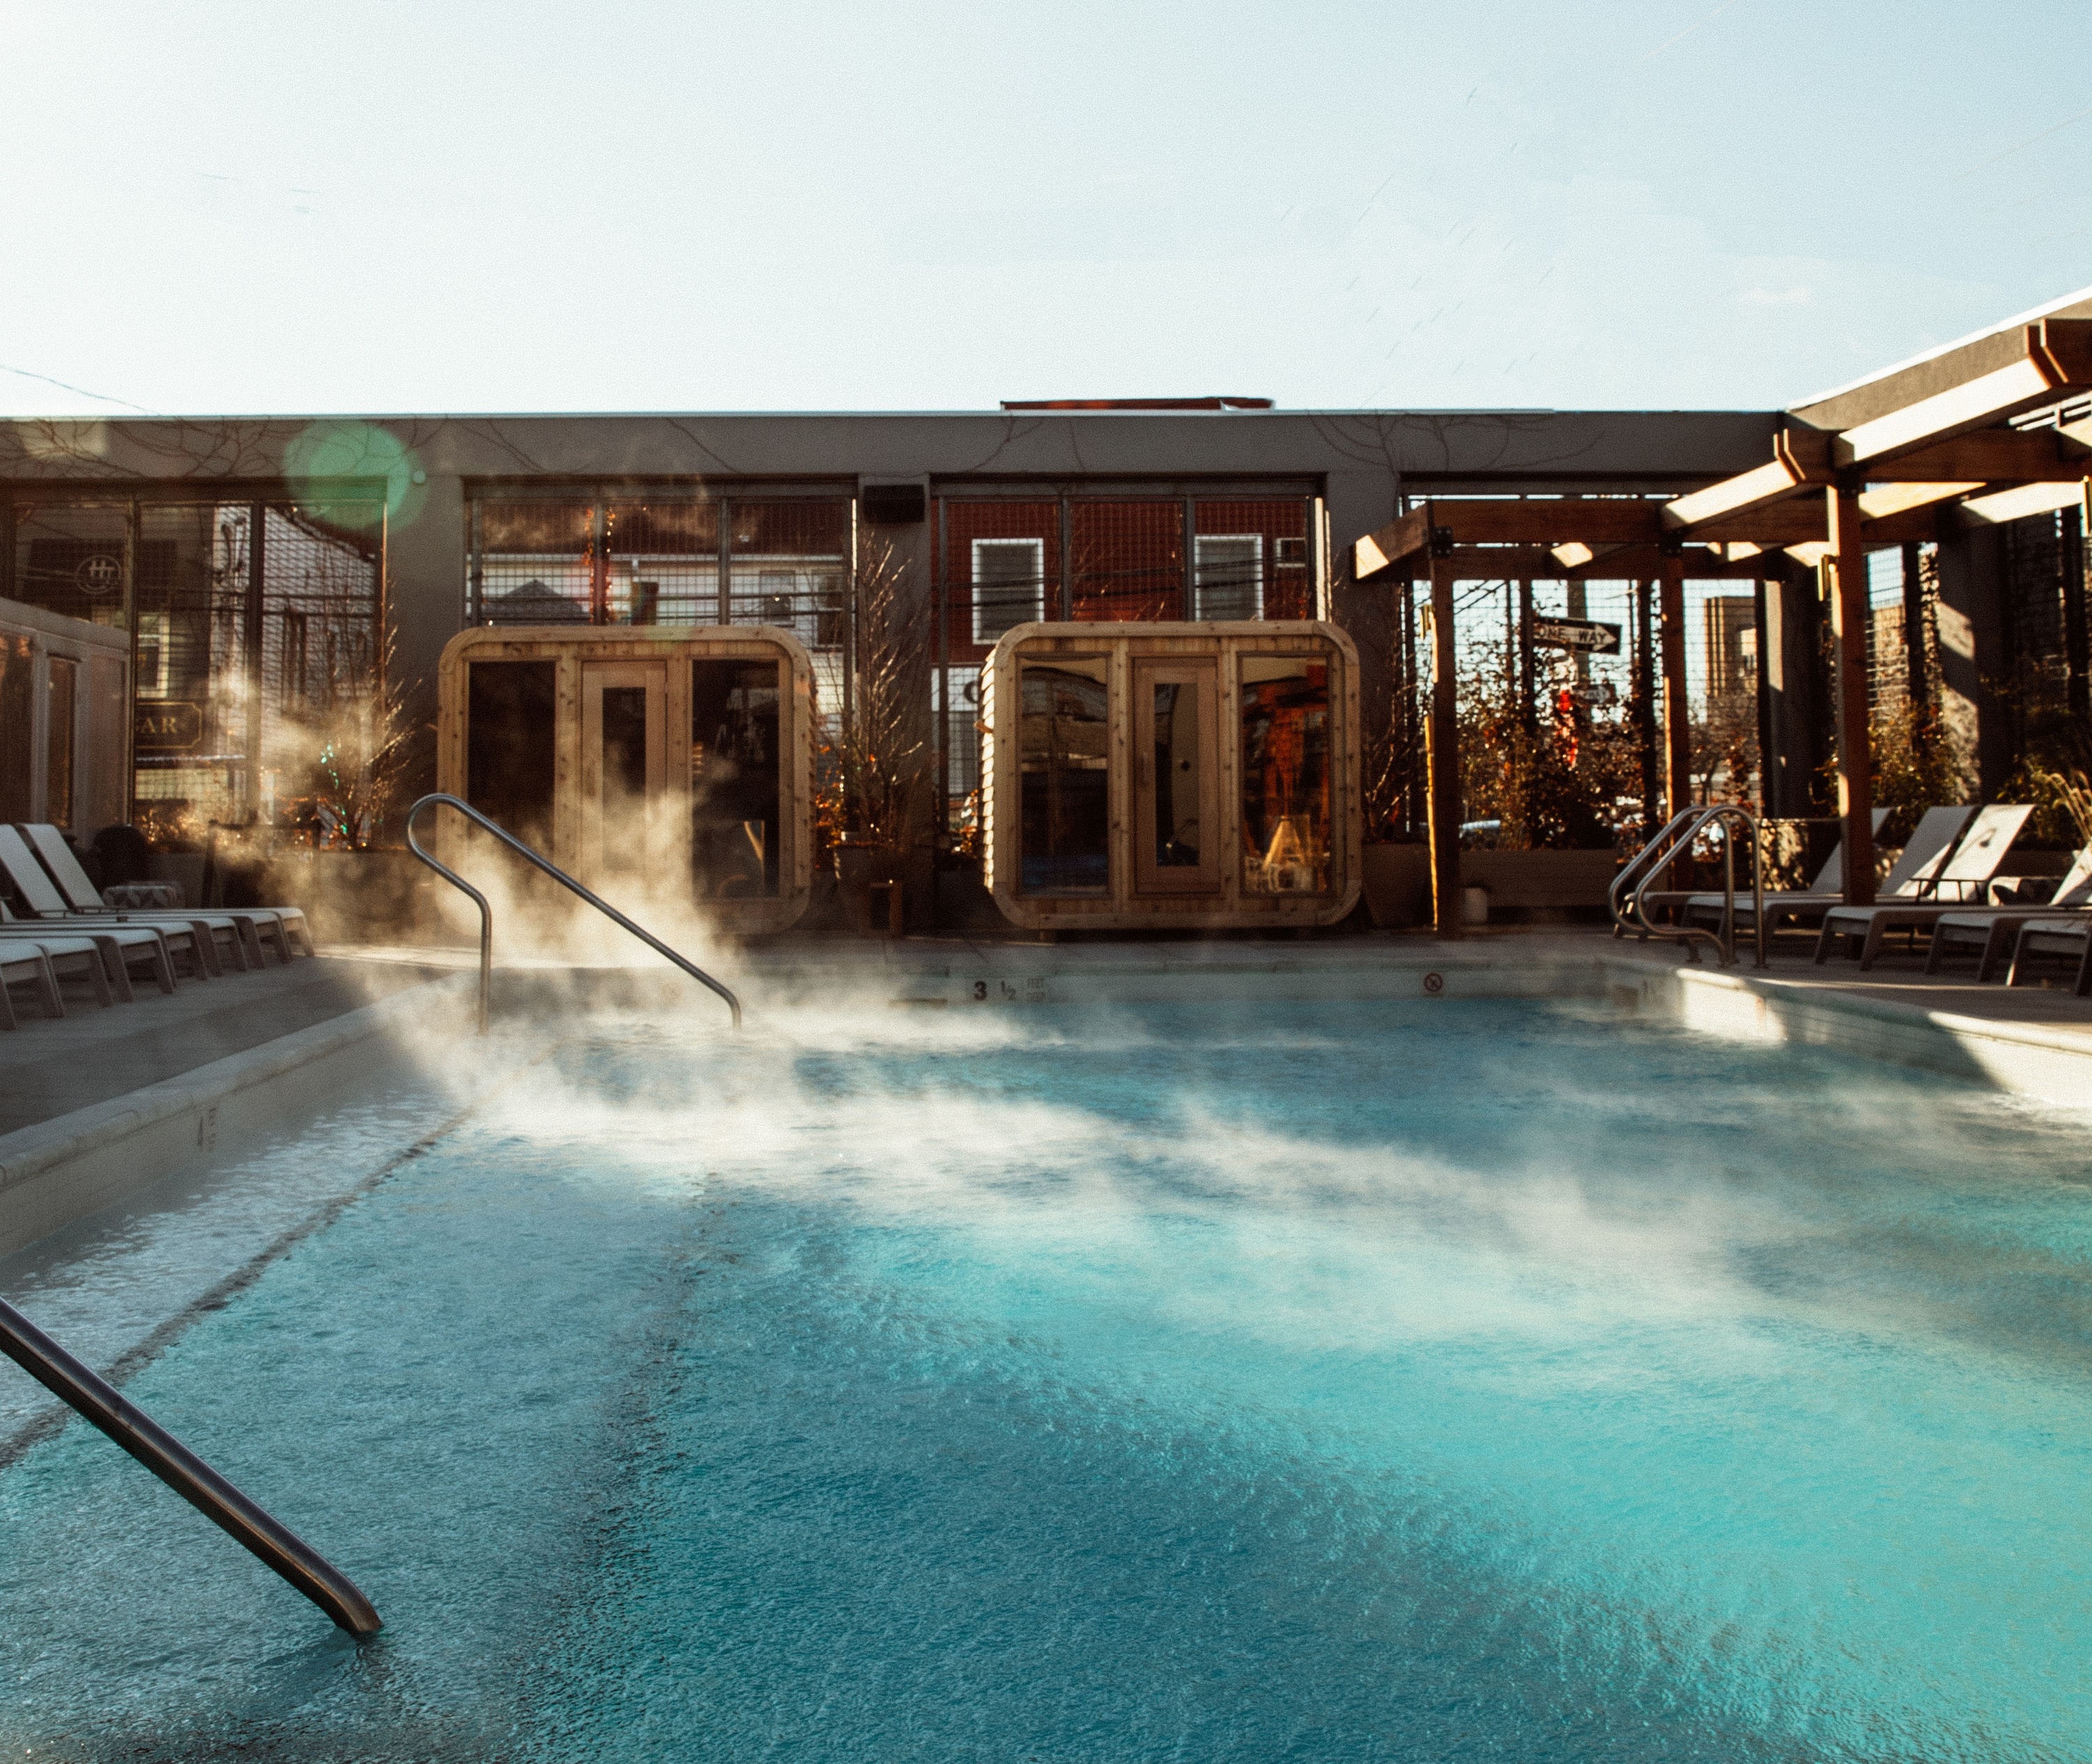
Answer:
1019, 660, 1109, 894
691, 660, 780, 897
1240, 656, 1331, 894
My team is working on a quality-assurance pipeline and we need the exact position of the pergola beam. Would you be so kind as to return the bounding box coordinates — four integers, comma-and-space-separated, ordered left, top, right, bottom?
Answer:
1833, 320, 2092, 466
1351, 493, 1957, 582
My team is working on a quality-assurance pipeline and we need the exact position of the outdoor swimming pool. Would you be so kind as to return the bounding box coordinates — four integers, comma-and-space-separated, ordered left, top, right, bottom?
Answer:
3, 998, 2090, 1761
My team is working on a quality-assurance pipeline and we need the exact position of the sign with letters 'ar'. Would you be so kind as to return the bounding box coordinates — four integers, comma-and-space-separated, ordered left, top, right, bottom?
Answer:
135, 699, 204, 751
1532, 616, 1622, 655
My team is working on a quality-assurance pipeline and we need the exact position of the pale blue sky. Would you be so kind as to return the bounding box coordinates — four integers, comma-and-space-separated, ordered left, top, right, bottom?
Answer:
5, 0, 2088, 418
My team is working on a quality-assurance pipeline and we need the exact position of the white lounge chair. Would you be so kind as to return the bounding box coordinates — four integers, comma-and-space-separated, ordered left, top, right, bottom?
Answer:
0, 943, 65, 1028
0, 936, 119, 1026
1811, 805, 2036, 968
0, 902, 176, 1001
1925, 849, 2092, 980
0, 826, 223, 978
0, 924, 114, 1011
1683, 806, 1963, 938
1635, 808, 1889, 927
16, 823, 311, 964
2006, 916, 2092, 996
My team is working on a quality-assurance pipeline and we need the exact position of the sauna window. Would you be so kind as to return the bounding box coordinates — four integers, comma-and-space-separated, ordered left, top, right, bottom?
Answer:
691, 659, 780, 898
1019, 659, 1109, 895
1239, 655, 1331, 894
466, 660, 556, 849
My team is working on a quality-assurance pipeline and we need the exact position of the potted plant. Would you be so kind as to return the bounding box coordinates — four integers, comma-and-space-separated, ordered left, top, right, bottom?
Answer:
821, 538, 929, 920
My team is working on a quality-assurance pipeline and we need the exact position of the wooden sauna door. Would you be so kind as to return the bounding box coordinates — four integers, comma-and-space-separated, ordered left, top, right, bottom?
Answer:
579, 661, 668, 886
1132, 659, 1220, 895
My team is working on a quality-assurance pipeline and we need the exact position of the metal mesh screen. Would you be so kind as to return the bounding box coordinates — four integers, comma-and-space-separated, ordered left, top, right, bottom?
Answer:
10, 503, 135, 628
2002, 513, 2089, 761
1071, 501, 1181, 622
611, 501, 720, 627
1193, 501, 1310, 620
473, 501, 596, 625
727, 502, 848, 648
945, 502, 1057, 661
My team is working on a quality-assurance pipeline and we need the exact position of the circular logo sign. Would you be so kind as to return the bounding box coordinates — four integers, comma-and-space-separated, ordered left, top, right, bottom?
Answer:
1421, 971, 1446, 996
75, 553, 122, 597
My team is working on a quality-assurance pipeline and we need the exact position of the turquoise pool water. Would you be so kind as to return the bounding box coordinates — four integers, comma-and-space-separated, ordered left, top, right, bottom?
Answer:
3, 999, 2091, 1761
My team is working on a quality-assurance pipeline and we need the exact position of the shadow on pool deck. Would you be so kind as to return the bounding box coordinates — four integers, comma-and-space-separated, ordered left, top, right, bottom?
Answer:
0, 952, 453, 1136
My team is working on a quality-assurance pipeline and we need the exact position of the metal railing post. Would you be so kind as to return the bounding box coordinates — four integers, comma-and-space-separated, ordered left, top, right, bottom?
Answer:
404, 795, 742, 1032
0, 1295, 381, 1634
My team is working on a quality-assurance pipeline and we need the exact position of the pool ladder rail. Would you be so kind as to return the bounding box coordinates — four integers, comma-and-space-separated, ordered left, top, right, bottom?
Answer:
0, 1294, 381, 1634
404, 793, 743, 1035
1609, 804, 1769, 969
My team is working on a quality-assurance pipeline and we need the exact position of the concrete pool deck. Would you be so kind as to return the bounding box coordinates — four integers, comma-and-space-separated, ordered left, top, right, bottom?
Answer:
2, 925, 2085, 1263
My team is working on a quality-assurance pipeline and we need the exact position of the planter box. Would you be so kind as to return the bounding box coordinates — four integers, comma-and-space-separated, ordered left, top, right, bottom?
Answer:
1460, 849, 1619, 909
1361, 843, 1432, 929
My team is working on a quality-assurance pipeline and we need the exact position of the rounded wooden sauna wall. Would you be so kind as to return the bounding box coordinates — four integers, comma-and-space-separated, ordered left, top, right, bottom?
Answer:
981, 622, 1360, 932
436, 625, 814, 934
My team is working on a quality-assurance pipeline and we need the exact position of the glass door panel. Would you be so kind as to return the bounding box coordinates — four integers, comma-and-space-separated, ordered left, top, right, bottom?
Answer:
1133, 659, 1219, 895
580, 660, 667, 885
690, 658, 781, 898
1018, 659, 1109, 895
1240, 655, 1331, 895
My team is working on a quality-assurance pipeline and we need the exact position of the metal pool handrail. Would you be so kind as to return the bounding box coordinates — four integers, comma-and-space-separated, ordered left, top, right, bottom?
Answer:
0, 1294, 381, 1634
404, 793, 743, 1035
1609, 804, 1767, 969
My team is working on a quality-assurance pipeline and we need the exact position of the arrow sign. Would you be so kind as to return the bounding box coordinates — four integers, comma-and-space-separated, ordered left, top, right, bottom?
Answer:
1532, 616, 1621, 655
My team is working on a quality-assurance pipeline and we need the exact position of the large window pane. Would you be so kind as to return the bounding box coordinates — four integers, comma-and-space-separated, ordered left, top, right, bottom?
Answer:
467, 660, 556, 849
692, 659, 781, 899
1240, 655, 1331, 894
1019, 659, 1109, 894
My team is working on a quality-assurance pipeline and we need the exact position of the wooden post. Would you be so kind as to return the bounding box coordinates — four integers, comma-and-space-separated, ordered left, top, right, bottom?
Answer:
589, 503, 610, 625
1425, 551, 1462, 938
2065, 489, 2089, 721
1828, 487, 1876, 906
1900, 540, 1930, 740
1659, 551, 1690, 820
245, 502, 266, 822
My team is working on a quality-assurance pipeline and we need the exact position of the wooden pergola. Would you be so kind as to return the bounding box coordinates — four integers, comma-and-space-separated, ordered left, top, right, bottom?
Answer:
1353, 315, 2092, 937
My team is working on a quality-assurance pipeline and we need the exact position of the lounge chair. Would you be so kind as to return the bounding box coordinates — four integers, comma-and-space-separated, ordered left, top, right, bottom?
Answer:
1811, 805, 2036, 969
15, 823, 312, 964
2006, 916, 2092, 996
0, 922, 114, 1011
0, 934, 122, 1026
0, 943, 66, 1028
1924, 849, 2092, 979
0, 902, 176, 1001
1683, 806, 1966, 939
0, 826, 224, 978
1632, 809, 1889, 927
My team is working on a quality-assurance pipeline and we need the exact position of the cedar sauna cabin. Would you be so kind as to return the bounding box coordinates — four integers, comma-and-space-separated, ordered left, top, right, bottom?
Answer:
436, 627, 814, 934
981, 623, 1360, 932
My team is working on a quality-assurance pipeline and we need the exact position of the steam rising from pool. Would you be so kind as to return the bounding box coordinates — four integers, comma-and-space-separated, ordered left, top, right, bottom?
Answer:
3, 999, 2089, 1761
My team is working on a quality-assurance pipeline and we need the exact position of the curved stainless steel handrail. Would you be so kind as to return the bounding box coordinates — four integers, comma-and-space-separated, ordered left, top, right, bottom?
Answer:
404, 793, 743, 1034
1610, 805, 1766, 969
0, 1294, 381, 1634
1607, 807, 1703, 938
